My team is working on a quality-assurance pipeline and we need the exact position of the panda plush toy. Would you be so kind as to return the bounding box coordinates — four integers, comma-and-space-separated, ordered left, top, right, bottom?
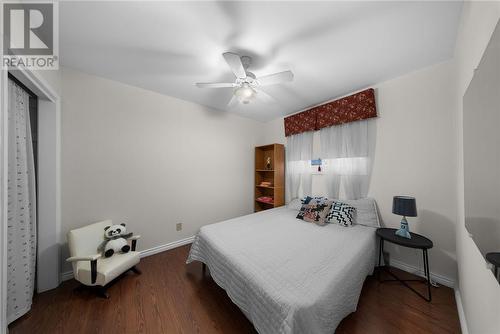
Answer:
98, 223, 134, 258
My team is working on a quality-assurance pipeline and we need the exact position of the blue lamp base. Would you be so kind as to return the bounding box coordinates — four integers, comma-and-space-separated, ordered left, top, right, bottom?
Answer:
395, 216, 411, 239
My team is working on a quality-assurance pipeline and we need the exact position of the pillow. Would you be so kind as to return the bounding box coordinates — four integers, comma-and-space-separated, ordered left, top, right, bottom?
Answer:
287, 199, 303, 211
302, 196, 313, 204
302, 200, 334, 226
303, 196, 328, 204
296, 197, 329, 220
326, 201, 356, 227
342, 198, 380, 228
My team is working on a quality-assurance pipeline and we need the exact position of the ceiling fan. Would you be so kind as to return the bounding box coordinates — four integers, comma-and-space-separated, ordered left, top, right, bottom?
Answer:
195, 52, 294, 107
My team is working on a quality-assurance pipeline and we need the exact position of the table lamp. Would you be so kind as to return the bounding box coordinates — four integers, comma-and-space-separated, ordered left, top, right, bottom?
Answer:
392, 196, 417, 239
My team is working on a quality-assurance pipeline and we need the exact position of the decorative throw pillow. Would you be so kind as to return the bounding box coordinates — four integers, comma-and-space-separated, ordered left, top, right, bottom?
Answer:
326, 201, 356, 227
341, 198, 380, 227
287, 199, 303, 211
302, 196, 313, 204
302, 200, 334, 226
296, 196, 328, 220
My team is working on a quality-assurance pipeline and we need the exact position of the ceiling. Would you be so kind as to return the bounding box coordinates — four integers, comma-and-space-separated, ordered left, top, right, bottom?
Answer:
60, 1, 463, 122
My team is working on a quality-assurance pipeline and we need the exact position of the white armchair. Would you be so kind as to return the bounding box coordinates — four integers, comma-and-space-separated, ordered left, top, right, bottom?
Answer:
66, 219, 141, 297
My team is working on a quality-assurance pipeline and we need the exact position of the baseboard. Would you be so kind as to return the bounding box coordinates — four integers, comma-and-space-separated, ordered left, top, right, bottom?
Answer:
61, 271, 74, 281
61, 235, 195, 281
389, 258, 456, 288
454, 288, 469, 334
139, 235, 195, 258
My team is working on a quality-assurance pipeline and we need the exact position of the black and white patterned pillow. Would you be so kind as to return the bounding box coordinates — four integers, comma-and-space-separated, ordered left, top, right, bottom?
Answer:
296, 196, 328, 220
326, 201, 356, 227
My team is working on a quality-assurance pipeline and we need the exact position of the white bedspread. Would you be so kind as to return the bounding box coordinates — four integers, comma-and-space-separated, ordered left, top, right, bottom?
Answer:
186, 207, 377, 334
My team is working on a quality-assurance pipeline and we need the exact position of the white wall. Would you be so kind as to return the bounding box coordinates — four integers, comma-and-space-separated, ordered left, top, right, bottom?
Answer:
454, 2, 500, 333
370, 61, 457, 282
262, 60, 458, 283
260, 117, 286, 146
36, 98, 61, 292
60, 67, 263, 272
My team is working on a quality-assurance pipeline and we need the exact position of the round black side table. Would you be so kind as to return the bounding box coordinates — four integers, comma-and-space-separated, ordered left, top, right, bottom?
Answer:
376, 227, 434, 302
486, 252, 500, 281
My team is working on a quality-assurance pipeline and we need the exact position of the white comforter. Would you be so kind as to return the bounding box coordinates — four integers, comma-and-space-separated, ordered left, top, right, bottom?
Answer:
186, 207, 377, 334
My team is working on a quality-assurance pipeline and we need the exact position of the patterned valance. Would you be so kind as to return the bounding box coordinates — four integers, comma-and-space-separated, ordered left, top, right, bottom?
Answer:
282, 109, 317, 137
284, 88, 377, 137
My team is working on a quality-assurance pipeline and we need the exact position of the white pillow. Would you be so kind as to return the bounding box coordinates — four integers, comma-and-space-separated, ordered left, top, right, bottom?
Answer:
287, 198, 303, 211
341, 198, 380, 228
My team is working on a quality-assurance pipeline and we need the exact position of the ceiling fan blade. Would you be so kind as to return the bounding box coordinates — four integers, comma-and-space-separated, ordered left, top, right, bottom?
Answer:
223, 52, 247, 79
257, 70, 294, 86
227, 94, 239, 109
255, 89, 276, 104
195, 82, 237, 88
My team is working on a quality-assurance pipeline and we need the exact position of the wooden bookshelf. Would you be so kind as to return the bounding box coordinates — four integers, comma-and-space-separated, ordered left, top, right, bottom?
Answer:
254, 144, 285, 212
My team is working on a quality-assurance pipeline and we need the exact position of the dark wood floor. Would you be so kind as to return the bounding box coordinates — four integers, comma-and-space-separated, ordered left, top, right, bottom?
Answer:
9, 245, 460, 334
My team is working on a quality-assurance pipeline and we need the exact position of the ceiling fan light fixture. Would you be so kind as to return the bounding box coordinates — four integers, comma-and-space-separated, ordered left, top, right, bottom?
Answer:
195, 52, 294, 108
234, 83, 255, 104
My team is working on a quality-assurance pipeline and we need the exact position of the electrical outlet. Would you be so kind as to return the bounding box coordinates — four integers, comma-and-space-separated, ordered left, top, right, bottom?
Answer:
176, 223, 182, 231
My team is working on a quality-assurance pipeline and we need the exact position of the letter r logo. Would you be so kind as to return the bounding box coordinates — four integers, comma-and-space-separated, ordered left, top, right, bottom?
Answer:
3, 3, 53, 55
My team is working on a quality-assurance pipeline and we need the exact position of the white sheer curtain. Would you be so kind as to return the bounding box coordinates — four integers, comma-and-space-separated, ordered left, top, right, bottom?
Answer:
320, 119, 371, 200
7, 80, 37, 323
285, 131, 314, 202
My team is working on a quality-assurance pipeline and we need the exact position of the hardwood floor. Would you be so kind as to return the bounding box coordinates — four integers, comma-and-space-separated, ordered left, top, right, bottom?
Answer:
9, 245, 461, 334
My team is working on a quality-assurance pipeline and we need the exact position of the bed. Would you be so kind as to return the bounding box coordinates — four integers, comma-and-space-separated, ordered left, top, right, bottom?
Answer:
186, 199, 379, 334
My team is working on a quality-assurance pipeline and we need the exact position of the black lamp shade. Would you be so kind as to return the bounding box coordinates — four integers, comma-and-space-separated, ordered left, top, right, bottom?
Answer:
392, 196, 417, 217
